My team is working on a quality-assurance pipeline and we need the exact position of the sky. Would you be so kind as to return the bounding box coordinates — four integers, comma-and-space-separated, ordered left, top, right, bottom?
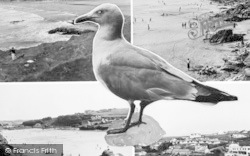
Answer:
1, 81, 250, 136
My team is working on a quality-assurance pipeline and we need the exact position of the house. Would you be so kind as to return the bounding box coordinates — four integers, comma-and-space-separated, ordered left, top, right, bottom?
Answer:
240, 130, 249, 134
190, 133, 202, 139
180, 137, 221, 145
87, 120, 102, 126
195, 144, 210, 154
81, 120, 88, 127
136, 151, 147, 156
150, 141, 164, 150
91, 115, 102, 121
4, 125, 15, 130
33, 123, 42, 128
225, 143, 250, 156
232, 134, 247, 139
218, 131, 227, 135
164, 149, 192, 155
228, 131, 240, 134
207, 138, 221, 144
170, 138, 179, 145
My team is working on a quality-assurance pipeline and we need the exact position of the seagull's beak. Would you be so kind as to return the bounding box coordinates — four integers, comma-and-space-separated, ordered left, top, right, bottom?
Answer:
73, 13, 97, 25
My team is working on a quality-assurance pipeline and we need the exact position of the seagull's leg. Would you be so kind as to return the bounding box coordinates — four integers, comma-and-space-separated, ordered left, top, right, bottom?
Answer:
107, 100, 135, 134
129, 101, 153, 127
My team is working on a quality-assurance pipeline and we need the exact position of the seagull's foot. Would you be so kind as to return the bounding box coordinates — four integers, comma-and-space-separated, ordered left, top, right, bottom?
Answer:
129, 120, 147, 128
107, 127, 128, 134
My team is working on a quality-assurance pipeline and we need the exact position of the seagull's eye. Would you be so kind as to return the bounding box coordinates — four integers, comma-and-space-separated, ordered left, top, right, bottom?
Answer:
97, 10, 103, 14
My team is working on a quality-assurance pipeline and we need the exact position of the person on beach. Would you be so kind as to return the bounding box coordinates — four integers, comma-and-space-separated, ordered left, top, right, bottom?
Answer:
9, 47, 16, 61
187, 58, 191, 71
148, 24, 150, 30
241, 38, 244, 47
203, 30, 210, 42
233, 23, 237, 28
179, 7, 181, 13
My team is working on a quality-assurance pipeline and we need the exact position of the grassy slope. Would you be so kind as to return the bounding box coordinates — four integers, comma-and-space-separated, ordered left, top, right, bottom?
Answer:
0, 16, 131, 82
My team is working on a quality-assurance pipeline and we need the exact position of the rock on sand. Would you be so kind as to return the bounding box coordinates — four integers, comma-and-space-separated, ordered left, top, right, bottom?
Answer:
105, 113, 166, 146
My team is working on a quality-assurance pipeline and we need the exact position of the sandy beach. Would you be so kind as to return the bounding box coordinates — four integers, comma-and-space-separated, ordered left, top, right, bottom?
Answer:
133, 0, 250, 81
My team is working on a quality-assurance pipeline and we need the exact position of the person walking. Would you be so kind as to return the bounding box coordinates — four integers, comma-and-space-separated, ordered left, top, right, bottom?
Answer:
9, 47, 16, 61
233, 23, 237, 28
241, 37, 244, 47
148, 24, 150, 30
187, 58, 191, 71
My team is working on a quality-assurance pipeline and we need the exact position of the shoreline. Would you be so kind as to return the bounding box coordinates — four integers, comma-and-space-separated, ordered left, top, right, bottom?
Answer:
0, 0, 131, 50
134, 0, 250, 81
0, 4, 74, 51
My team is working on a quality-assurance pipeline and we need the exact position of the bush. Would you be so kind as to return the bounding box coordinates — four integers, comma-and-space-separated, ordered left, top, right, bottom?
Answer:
22, 120, 43, 127
158, 142, 172, 152
53, 115, 82, 126
42, 117, 52, 122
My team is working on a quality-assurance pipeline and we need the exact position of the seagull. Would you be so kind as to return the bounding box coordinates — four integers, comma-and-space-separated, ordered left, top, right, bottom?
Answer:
73, 3, 238, 134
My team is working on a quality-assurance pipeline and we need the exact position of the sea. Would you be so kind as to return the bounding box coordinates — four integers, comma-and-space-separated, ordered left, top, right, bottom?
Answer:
1, 129, 134, 156
0, 4, 73, 51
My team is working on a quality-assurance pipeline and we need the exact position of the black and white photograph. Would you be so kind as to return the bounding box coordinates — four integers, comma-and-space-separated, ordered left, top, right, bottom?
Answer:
133, 0, 250, 81
0, 0, 131, 82
1, 0, 250, 156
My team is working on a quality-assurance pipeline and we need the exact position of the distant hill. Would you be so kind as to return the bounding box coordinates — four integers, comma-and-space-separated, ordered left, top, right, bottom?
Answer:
21, 108, 128, 128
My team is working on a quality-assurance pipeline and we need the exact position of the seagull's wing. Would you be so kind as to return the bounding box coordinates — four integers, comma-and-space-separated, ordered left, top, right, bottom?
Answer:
106, 43, 237, 103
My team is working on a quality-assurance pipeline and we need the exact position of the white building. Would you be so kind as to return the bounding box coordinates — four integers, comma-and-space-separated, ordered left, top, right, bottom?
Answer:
240, 130, 249, 134
33, 123, 42, 128
195, 144, 211, 154
225, 143, 250, 156
190, 133, 202, 138
180, 137, 220, 145
232, 134, 247, 139
136, 151, 147, 156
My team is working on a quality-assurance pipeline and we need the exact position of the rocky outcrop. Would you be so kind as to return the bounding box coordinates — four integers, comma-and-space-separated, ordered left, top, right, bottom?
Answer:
0, 133, 13, 156
221, 2, 250, 22
101, 149, 115, 156
0, 133, 8, 144
210, 29, 244, 44
48, 27, 93, 35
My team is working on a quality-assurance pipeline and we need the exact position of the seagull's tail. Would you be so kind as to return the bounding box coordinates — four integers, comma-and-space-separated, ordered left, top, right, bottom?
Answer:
193, 81, 238, 104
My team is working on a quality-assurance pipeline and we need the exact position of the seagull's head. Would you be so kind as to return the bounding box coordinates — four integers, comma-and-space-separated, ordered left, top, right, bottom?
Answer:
73, 3, 124, 27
